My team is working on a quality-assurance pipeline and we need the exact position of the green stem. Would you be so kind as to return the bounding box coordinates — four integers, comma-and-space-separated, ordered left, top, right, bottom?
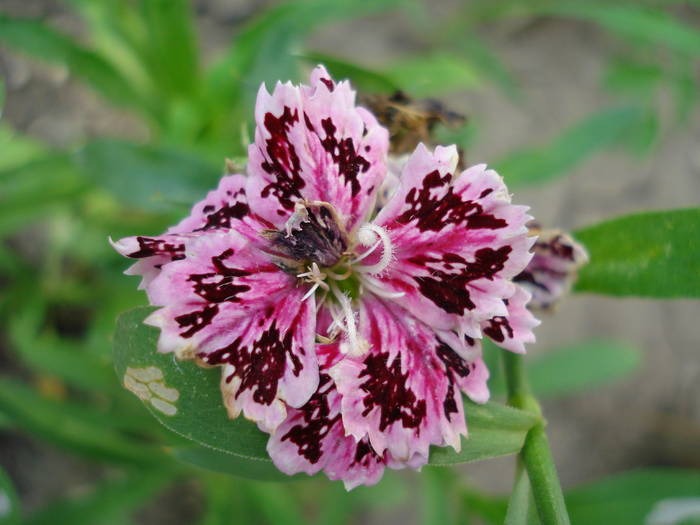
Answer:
504, 459, 530, 525
502, 351, 570, 525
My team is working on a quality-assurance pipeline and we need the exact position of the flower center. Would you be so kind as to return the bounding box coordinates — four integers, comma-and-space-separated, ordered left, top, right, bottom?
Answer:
271, 201, 404, 356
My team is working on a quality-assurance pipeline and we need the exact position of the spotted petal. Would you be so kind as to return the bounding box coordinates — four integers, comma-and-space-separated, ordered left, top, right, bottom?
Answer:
514, 228, 589, 311
482, 284, 540, 354
331, 297, 486, 463
372, 144, 534, 337
267, 344, 388, 490
247, 65, 389, 232
144, 231, 318, 430
113, 174, 269, 289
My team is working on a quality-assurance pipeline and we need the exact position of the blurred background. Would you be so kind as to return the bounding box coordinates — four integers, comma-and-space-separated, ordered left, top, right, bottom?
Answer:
1, 0, 699, 524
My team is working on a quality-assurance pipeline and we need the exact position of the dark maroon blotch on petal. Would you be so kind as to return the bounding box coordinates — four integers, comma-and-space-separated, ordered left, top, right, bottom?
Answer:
483, 316, 514, 343
187, 248, 251, 303
395, 170, 507, 232
128, 236, 185, 260
281, 375, 340, 464
260, 107, 305, 214
358, 353, 426, 432
320, 118, 370, 198
175, 304, 219, 338
204, 319, 303, 406
409, 247, 512, 315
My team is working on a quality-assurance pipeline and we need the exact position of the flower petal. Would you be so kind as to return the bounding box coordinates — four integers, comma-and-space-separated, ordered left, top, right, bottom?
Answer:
482, 285, 540, 354
331, 297, 482, 462
267, 343, 388, 490
246, 65, 389, 232
514, 228, 589, 311
144, 231, 318, 430
372, 144, 534, 335
169, 174, 270, 239
113, 174, 268, 289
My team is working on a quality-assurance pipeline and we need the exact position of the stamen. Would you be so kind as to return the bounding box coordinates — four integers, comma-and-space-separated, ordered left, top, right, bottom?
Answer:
298, 263, 329, 302
301, 283, 320, 301
354, 223, 394, 275
330, 283, 369, 357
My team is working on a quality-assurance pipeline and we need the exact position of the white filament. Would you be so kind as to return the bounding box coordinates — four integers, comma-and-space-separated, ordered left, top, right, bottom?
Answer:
354, 223, 394, 275
330, 283, 369, 357
298, 263, 329, 301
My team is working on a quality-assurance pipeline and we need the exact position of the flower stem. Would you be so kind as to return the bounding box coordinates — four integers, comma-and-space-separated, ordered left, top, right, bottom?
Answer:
502, 351, 571, 525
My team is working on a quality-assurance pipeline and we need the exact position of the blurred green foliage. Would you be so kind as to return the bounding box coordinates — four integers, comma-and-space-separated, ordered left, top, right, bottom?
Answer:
1, 0, 699, 523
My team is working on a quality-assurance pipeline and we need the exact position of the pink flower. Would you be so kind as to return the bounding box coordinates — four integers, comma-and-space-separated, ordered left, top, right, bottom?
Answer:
514, 225, 589, 311
112, 66, 539, 488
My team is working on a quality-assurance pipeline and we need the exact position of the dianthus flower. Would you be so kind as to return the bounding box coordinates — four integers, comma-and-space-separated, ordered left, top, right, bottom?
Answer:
514, 224, 589, 311
112, 66, 539, 489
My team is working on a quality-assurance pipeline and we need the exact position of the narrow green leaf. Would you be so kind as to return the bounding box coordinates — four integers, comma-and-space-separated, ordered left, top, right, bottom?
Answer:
428, 401, 539, 465
565, 469, 700, 525
387, 53, 481, 97
505, 462, 531, 525
23, 471, 173, 525
548, 4, 700, 58
0, 14, 142, 109
574, 208, 700, 297
0, 378, 166, 466
421, 468, 456, 525
300, 52, 400, 93
206, 0, 406, 109
8, 312, 117, 394
76, 140, 220, 214
603, 58, 663, 97
0, 154, 88, 236
0, 466, 20, 525
495, 106, 650, 188
491, 341, 641, 400
0, 124, 46, 172
139, 0, 199, 97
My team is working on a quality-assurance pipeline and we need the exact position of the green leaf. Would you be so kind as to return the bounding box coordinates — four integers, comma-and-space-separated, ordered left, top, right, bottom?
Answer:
171, 446, 301, 482
116, 307, 538, 473
76, 140, 220, 214
0, 14, 142, 109
0, 154, 88, 237
428, 401, 539, 465
491, 341, 641, 400
300, 52, 400, 93
421, 468, 457, 525
505, 462, 531, 525
387, 53, 481, 97
23, 471, 173, 525
8, 310, 117, 394
0, 378, 166, 466
206, 0, 406, 136
495, 105, 651, 188
564, 469, 700, 525
548, 4, 700, 58
0, 466, 20, 525
113, 307, 270, 461
603, 58, 663, 98
139, 0, 199, 98
574, 208, 700, 297
0, 124, 46, 172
